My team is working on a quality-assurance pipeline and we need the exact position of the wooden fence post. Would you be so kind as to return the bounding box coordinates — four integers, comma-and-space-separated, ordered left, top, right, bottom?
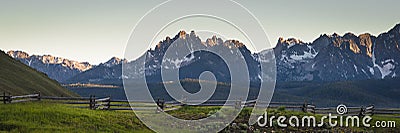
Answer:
92, 95, 96, 110
106, 96, 111, 110
161, 98, 165, 110
37, 92, 41, 101
358, 106, 365, 117
156, 98, 160, 108
8, 93, 12, 103
302, 101, 307, 113
155, 98, 165, 111
89, 95, 93, 110
3, 92, 5, 104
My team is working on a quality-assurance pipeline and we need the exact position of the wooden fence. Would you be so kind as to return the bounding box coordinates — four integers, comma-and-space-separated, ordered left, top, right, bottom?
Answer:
313, 105, 375, 116
1, 92, 400, 117
1, 92, 40, 104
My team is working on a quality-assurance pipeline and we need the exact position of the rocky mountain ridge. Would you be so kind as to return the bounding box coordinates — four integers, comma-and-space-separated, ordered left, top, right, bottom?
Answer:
7, 50, 93, 82
7, 23, 400, 84
7, 50, 126, 83
274, 24, 400, 81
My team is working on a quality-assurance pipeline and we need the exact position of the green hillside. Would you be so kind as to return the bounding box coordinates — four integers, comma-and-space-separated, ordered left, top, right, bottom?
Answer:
0, 50, 77, 96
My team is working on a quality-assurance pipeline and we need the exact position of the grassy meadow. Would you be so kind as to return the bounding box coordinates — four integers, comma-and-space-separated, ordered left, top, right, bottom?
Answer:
0, 101, 399, 132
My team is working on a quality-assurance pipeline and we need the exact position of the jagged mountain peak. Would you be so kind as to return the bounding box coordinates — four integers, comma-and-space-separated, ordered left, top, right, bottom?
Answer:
205, 35, 223, 47
332, 32, 340, 37
173, 30, 198, 40
318, 32, 344, 39
151, 30, 251, 56
203, 35, 247, 49
223, 39, 245, 48
154, 30, 201, 51
318, 32, 374, 40
7, 50, 30, 59
101, 57, 127, 67
276, 37, 307, 50
108, 57, 125, 62
343, 32, 357, 38
178, 30, 187, 39
279, 37, 304, 44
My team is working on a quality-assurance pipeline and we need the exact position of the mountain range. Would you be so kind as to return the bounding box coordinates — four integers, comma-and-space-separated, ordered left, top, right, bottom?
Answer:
6, 23, 400, 85
7, 51, 126, 83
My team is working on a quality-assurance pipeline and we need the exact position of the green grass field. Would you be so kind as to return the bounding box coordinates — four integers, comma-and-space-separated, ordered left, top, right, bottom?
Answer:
0, 102, 152, 133
0, 101, 398, 132
169, 106, 400, 132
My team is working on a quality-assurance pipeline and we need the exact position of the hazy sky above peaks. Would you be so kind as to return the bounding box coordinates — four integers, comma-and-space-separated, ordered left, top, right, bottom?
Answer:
0, 0, 399, 64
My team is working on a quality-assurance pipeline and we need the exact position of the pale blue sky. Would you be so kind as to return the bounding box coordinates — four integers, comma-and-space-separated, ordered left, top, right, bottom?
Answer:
1, 0, 399, 64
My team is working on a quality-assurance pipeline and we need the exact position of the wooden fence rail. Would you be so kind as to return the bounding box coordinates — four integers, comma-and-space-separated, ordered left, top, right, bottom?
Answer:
1, 92, 40, 104
41, 96, 91, 100
2, 92, 400, 117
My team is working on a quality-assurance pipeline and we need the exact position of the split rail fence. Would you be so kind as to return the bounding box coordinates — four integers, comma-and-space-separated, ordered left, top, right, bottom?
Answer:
1, 92, 400, 117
